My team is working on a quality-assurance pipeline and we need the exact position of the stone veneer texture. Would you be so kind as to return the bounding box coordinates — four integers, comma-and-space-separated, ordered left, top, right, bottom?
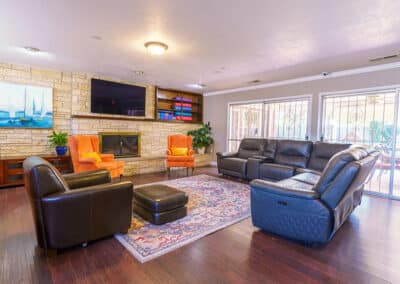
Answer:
0, 62, 210, 174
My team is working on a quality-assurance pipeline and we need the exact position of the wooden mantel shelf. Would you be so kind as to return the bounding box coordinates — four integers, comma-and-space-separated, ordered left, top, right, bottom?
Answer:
71, 114, 202, 124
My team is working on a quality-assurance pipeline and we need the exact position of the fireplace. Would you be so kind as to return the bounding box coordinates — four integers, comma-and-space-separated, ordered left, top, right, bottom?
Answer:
99, 132, 141, 158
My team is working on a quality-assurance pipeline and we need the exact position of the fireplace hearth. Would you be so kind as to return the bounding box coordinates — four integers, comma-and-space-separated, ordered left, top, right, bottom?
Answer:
99, 132, 141, 158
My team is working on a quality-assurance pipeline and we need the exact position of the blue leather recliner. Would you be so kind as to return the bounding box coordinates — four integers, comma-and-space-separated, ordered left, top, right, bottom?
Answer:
250, 147, 380, 244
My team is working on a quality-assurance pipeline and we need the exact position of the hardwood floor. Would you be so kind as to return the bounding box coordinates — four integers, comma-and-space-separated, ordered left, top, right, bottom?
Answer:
1, 167, 400, 284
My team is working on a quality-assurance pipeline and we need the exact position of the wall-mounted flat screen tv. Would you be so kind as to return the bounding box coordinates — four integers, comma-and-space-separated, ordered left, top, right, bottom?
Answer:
91, 79, 146, 116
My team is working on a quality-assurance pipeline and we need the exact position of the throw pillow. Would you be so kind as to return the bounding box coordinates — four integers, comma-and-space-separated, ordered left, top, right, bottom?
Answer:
171, 147, 188, 156
80, 152, 102, 162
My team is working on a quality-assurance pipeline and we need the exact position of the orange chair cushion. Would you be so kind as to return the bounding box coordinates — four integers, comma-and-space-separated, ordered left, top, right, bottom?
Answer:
167, 155, 194, 162
80, 152, 102, 163
171, 147, 188, 156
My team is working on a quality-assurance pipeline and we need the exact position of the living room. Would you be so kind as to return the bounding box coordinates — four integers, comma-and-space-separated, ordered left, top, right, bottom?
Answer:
1, 1, 400, 283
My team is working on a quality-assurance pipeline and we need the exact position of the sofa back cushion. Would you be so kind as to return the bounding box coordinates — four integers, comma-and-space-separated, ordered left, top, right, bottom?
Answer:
308, 142, 351, 172
315, 147, 368, 195
274, 140, 313, 168
320, 150, 379, 208
263, 139, 278, 159
237, 138, 267, 159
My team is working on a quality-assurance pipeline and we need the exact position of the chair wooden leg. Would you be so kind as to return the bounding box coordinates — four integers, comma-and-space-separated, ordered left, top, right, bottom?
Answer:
192, 167, 194, 175
186, 167, 189, 176
167, 167, 170, 177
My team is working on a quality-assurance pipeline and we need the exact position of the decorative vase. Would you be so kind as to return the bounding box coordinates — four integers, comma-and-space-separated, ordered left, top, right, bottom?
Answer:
55, 146, 68, 156
197, 147, 206, 155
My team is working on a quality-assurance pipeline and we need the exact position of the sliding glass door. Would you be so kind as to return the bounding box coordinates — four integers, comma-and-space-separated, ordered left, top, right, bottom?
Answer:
320, 88, 400, 198
227, 97, 310, 152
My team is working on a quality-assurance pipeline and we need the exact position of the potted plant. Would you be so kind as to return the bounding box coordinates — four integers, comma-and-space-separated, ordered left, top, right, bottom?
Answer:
48, 131, 68, 156
187, 122, 214, 154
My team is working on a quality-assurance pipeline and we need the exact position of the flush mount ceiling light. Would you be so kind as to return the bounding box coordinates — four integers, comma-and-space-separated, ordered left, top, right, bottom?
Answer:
23, 46, 41, 53
188, 83, 207, 89
144, 41, 168, 55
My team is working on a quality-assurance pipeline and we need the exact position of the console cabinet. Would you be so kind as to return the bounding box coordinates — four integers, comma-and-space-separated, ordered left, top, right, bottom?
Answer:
0, 155, 72, 188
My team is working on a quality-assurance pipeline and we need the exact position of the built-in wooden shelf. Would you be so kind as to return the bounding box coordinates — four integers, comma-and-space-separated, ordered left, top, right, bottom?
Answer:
156, 88, 203, 123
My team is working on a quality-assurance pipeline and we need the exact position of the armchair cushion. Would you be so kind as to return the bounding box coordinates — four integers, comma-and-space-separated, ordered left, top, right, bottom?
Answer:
171, 147, 189, 156
80, 152, 102, 163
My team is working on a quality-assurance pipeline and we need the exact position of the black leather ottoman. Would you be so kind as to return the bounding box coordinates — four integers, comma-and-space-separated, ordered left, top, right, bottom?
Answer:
133, 184, 188, 225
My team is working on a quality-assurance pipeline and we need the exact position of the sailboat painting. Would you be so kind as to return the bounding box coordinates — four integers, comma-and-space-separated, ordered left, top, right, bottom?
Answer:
0, 81, 53, 128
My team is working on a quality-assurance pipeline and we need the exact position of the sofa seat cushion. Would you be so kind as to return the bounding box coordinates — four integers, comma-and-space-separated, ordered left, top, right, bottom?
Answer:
276, 178, 315, 192
291, 173, 321, 185
219, 157, 247, 172
295, 167, 321, 175
259, 163, 295, 181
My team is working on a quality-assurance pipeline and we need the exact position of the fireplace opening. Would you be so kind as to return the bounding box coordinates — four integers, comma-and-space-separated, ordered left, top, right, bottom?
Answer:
99, 132, 141, 158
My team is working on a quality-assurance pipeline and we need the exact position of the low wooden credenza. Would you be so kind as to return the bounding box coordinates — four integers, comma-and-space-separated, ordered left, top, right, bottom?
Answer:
0, 155, 72, 188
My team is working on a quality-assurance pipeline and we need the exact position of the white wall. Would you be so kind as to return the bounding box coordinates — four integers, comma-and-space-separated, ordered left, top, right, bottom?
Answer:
204, 67, 400, 158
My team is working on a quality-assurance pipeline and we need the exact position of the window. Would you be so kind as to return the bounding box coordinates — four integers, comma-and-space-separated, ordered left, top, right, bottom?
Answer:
265, 99, 309, 139
228, 103, 263, 151
320, 88, 400, 198
227, 97, 310, 152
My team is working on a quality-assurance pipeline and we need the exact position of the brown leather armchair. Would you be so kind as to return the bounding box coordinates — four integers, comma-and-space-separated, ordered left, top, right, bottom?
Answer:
23, 156, 133, 255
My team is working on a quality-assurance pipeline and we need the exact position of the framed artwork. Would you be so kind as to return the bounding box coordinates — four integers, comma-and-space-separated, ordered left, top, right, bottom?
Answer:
0, 81, 53, 128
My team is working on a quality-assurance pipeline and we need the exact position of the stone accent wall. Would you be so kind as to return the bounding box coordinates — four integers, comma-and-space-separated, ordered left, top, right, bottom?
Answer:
0, 62, 212, 174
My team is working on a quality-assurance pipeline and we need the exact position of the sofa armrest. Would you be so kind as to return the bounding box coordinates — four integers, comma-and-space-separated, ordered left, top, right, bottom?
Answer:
250, 155, 274, 162
216, 151, 238, 158
250, 179, 319, 199
63, 169, 111, 189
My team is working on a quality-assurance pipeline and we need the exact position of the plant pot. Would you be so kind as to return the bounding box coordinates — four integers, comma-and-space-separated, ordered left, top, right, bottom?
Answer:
197, 147, 206, 154
55, 146, 68, 156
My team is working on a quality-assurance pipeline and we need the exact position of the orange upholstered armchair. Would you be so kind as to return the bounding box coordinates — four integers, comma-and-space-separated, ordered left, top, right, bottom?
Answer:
68, 135, 124, 178
166, 134, 195, 176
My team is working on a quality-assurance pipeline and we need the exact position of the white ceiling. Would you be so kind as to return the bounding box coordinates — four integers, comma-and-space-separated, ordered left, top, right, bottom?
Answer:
1, 0, 400, 92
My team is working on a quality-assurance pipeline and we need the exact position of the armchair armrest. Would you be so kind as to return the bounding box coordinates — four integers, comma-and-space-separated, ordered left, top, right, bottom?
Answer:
250, 179, 319, 200
63, 169, 111, 190
166, 149, 172, 155
99, 153, 115, 162
216, 151, 238, 158
188, 149, 194, 156
41, 181, 133, 247
78, 157, 98, 164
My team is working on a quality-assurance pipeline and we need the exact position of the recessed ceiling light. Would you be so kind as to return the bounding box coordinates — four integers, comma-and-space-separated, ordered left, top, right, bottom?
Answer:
132, 70, 145, 76
188, 83, 207, 89
144, 41, 168, 56
248, 80, 261, 84
23, 46, 41, 53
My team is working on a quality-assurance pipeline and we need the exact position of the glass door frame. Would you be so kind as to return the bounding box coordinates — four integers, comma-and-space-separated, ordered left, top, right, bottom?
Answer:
318, 85, 400, 200
226, 95, 312, 151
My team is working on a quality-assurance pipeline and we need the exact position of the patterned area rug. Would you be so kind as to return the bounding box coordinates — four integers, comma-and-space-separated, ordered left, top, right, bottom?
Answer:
115, 174, 250, 263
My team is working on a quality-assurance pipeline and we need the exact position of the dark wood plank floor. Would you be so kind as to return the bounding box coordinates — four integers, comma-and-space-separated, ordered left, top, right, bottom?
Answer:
1, 167, 400, 284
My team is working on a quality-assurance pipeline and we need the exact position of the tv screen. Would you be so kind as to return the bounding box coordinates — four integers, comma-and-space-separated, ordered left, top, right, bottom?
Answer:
91, 79, 146, 116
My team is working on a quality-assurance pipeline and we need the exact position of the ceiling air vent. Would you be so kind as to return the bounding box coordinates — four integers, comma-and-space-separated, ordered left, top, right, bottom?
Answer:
370, 54, 399, 62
